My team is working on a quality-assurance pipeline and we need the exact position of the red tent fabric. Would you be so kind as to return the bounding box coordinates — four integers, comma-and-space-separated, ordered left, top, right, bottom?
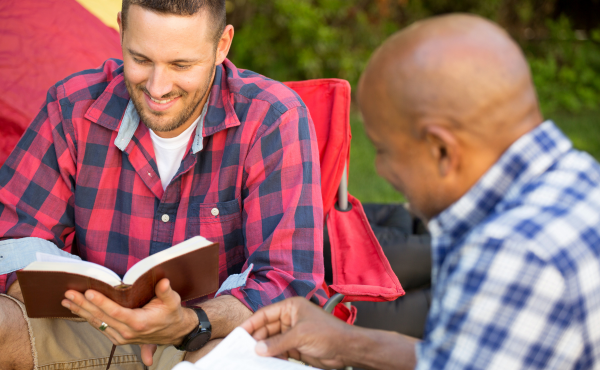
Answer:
0, 0, 122, 166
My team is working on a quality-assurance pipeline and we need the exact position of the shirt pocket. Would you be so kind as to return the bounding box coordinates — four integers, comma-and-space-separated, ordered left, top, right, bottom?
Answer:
186, 197, 245, 278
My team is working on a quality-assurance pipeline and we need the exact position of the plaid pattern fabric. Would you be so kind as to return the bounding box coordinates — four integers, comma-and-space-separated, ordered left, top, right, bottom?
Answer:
416, 121, 600, 369
0, 58, 327, 310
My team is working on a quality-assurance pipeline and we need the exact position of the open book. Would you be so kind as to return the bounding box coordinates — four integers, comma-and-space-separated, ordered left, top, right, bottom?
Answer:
16, 236, 219, 318
173, 327, 322, 370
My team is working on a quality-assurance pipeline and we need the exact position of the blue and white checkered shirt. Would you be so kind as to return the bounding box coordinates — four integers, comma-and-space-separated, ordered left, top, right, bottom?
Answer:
416, 121, 600, 369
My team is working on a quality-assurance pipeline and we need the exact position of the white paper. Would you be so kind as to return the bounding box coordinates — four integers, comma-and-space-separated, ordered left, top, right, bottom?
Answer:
172, 327, 321, 370
170, 362, 198, 370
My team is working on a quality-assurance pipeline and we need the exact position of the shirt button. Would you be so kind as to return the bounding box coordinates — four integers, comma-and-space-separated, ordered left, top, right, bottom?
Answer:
161, 214, 170, 223
211, 208, 219, 216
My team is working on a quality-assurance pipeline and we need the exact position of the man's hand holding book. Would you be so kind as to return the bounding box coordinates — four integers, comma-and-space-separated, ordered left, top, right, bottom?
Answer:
63, 277, 198, 365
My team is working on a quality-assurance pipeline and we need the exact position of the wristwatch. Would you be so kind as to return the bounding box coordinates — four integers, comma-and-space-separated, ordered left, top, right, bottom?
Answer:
175, 307, 212, 352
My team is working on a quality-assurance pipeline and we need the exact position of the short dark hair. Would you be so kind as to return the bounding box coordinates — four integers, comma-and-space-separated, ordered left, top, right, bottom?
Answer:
121, 0, 226, 44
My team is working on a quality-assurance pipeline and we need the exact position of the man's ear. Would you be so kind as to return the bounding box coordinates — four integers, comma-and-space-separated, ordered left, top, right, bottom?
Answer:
117, 12, 124, 43
215, 25, 235, 66
424, 125, 460, 177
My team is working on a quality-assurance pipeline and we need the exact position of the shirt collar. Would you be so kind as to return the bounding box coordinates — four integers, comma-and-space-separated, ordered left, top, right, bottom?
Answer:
85, 60, 242, 153
115, 95, 209, 154
428, 120, 572, 246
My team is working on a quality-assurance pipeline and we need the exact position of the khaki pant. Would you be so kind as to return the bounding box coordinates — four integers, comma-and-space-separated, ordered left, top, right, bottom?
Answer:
1, 294, 185, 370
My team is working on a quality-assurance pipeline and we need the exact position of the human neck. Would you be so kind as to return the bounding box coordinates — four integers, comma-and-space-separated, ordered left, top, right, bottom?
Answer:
442, 109, 543, 216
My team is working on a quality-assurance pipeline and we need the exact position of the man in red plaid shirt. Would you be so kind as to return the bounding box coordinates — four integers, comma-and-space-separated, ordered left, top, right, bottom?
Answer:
0, 1, 325, 369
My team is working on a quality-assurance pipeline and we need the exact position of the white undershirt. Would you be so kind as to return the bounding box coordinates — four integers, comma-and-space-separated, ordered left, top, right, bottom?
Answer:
149, 116, 200, 190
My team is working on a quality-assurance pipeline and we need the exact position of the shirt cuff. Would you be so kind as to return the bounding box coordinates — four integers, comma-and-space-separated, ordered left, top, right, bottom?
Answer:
0, 237, 81, 275
214, 264, 253, 297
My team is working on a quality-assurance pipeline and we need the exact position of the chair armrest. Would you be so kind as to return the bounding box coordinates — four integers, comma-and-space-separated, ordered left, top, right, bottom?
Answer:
323, 293, 345, 313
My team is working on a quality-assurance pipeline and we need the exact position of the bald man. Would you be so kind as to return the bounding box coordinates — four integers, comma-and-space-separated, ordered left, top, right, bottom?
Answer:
241, 14, 600, 370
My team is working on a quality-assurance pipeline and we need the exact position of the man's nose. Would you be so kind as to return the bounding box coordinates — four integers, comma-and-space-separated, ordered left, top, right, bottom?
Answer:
146, 66, 173, 99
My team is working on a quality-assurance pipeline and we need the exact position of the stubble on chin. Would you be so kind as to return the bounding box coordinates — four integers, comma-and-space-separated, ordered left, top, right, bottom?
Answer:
124, 76, 210, 134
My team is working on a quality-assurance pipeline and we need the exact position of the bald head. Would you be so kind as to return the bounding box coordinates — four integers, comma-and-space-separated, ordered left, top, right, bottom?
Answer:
359, 14, 542, 142
358, 14, 544, 220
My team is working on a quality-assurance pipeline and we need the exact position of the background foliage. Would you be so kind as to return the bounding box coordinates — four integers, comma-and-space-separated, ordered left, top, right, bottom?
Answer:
226, 0, 600, 202
228, 0, 600, 115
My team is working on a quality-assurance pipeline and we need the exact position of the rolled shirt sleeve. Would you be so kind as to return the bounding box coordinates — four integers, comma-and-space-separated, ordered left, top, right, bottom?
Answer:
0, 237, 81, 275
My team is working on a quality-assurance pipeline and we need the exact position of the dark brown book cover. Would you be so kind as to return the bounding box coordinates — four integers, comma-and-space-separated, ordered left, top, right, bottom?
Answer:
16, 242, 219, 318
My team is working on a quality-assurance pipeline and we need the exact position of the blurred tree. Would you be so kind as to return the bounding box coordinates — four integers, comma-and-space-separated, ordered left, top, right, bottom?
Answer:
228, 0, 395, 86
227, 0, 600, 114
527, 16, 600, 113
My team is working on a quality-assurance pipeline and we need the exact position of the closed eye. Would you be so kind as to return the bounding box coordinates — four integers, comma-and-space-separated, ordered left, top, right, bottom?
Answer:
133, 57, 149, 65
174, 64, 192, 70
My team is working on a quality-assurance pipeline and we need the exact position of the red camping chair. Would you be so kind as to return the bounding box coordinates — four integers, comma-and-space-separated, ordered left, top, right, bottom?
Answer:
283, 79, 405, 322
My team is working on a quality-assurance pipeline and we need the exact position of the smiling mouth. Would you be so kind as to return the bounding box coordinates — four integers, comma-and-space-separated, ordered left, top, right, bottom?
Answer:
141, 91, 181, 113
149, 95, 176, 104
140, 85, 182, 106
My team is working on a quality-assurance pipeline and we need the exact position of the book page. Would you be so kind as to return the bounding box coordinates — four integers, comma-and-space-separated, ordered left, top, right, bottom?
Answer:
174, 327, 320, 370
122, 235, 212, 285
24, 254, 123, 286
35, 252, 123, 284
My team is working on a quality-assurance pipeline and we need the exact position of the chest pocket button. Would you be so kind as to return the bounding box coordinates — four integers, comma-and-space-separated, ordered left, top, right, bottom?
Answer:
211, 208, 219, 216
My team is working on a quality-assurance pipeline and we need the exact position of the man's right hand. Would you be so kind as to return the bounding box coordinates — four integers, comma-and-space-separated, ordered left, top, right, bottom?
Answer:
7, 279, 24, 302
240, 296, 352, 369
241, 296, 419, 370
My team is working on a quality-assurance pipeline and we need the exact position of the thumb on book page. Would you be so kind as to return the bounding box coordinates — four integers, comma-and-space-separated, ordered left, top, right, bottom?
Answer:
154, 278, 179, 307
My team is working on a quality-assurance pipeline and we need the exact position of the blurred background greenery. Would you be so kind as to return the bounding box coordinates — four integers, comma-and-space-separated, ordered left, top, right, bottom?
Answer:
226, 0, 600, 203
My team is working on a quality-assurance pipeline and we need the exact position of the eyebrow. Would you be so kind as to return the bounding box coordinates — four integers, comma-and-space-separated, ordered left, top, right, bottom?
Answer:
127, 48, 199, 64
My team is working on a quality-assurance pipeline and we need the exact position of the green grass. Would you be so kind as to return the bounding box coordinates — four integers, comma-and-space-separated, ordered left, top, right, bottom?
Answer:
348, 109, 600, 203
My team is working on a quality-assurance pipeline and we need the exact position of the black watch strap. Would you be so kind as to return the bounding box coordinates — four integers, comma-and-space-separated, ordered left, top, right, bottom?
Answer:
193, 307, 211, 332
175, 307, 212, 351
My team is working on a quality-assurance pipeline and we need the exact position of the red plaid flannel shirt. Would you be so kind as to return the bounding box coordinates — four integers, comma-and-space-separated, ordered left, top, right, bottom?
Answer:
0, 58, 327, 310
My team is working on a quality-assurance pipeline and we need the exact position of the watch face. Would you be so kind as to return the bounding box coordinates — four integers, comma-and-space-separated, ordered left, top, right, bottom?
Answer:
187, 330, 211, 352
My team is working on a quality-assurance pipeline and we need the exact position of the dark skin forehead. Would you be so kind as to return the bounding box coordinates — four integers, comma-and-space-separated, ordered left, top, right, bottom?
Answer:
358, 14, 541, 147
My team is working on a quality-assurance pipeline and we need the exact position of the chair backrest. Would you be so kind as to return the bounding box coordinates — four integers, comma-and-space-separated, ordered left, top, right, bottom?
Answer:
285, 79, 404, 306
283, 79, 351, 218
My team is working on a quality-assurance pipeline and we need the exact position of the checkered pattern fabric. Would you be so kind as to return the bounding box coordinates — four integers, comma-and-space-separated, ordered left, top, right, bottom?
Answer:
0, 58, 327, 311
416, 121, 600, 369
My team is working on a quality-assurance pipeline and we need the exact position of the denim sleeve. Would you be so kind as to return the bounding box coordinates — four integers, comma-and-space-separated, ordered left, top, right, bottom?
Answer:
214, 264, 253, 297
0, 237, 82, 293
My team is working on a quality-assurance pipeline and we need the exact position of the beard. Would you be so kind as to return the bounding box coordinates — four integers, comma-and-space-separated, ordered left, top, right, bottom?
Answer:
125, 66, 215, 134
